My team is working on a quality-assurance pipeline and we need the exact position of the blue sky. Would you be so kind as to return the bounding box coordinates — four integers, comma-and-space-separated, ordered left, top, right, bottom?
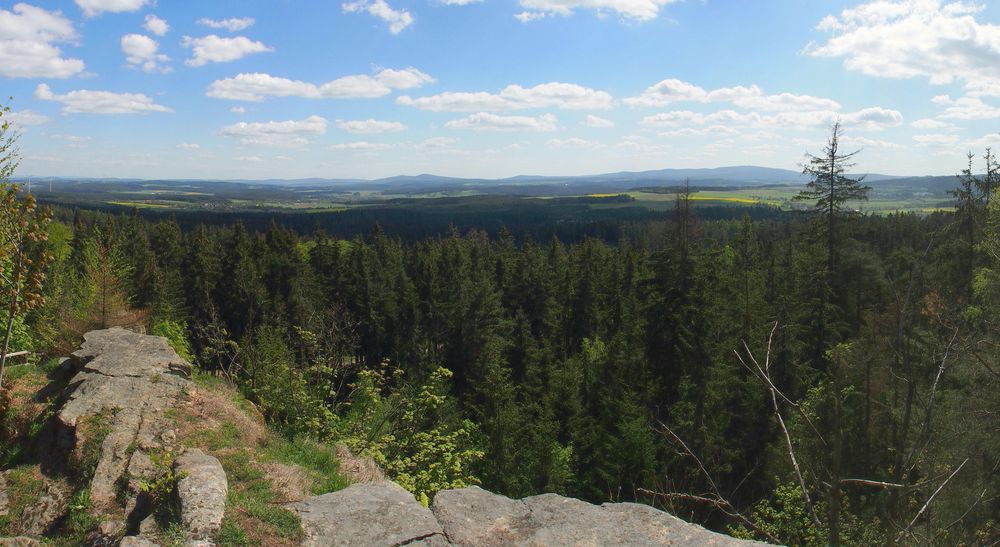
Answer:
2, 0, 1000, 179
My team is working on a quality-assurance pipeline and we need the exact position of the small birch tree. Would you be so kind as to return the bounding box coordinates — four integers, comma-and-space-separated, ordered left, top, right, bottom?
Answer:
0, 102, 53, 390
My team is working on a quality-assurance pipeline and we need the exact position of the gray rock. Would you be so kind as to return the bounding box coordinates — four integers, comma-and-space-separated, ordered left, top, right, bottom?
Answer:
17, 479, 68, 537
432, 486, 770, 546
175, 448, 227, 541
290, 481, 446, 546
48, 328, 191, 507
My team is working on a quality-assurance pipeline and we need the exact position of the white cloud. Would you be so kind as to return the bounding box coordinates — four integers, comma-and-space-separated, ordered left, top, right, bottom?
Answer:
913, 133, 960, 145
274, 155, 292, 161
235, 155, 262, 162
438, 0, 481, 4
121, 34, 170, 73
398, 82, 613, 112
0, 3, 85, 78
221, 115, 328, 147
840, 136, 901, 149
75, 0, 149, 17
231, 106, 245, 113
806, 1, 1000, 96
143, 14, 168, 36
516, 0, 680, 22
34, 83, 173, 115
548, 137, 600, 148
659, 125, 738, 138
624, 78, 840, 111
182, 35, 273, 67
641, 106, 901, 131
176, 143, 200, 150
514, 11, 546, 22
445, 112, 558, 132
374, 67, 436, 89
581, 114, 614, 128
337, 119, 407, 133
207, 68, 434, 101
417, 137, 456, 149
5, 109, 50, 127
342, 0, 413, 34
197, 17, 255, 32
911, 118, 952, 129
938, 96, 1000, 120
330, 141, 393, 150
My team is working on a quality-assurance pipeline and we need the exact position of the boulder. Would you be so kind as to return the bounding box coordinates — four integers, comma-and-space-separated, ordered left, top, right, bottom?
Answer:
290, 481, 447, 546
0, 538, 42, 546
174, 448, 227, 541
432, 486, 771, 546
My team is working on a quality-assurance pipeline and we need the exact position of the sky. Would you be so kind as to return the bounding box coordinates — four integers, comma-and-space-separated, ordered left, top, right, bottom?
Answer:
2, 0, 1000, 180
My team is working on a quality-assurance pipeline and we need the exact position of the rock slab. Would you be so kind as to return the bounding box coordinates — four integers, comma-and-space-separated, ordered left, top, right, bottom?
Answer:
290, 481, 448, 546
53, 328, 191, 507
175, 448, 228, 541
431, 487, 770, 546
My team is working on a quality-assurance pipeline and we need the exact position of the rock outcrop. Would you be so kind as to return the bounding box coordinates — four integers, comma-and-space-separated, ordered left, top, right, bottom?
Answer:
289, 482, 769, 546
48, 328, 191, 513
292, 481, 448, 546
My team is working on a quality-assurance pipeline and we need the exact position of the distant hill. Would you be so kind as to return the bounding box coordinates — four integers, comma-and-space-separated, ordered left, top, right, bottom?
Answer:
24, 165, 915, 191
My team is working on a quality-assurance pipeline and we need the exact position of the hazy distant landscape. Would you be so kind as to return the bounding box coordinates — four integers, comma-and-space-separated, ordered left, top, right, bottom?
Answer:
25, 166, 958, 217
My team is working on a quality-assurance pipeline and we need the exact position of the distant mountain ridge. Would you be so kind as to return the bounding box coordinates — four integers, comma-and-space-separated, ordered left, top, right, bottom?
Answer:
23, 165, 915, 188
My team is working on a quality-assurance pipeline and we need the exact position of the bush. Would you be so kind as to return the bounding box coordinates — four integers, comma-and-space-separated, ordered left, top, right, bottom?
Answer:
151, 319, 194, 362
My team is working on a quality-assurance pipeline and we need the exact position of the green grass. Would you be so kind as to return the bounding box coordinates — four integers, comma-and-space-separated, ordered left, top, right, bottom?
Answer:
0, 466, 45, 535
261, 437, 350, 495
217, 451, 304, 545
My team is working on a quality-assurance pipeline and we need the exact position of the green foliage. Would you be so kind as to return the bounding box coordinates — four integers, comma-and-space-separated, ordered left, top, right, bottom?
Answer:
151, 318, 194, 362
343, 367, 484, 503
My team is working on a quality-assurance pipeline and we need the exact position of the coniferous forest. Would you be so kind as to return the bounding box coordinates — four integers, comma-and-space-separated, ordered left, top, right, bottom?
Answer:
3, 125, 1000, 545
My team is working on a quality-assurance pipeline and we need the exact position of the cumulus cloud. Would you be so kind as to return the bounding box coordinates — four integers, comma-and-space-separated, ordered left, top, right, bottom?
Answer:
515, 0, 680, 22
624, 78, 841, 111
176, 143, 200, 150
221, 115, 328, 147
581, 114, 614, 128
337, 119, 407, 133
143, 14, 168, 36
197, 17, 255, 32
4, 109, 51, 127
121, 34, 170, 73
937, 96, 1000, 120
182, 35, 273, 67
34, 83, 173, 115
75, 0, 149, 17
911, 118, 952, 129
235, 155, 262, 162
806, 0, 1000, 95
444, 112, 558, 132
0, 3, 85, 78
398, 82, 613, 112
342, 0, 413, 34
330, 141, 392, 150
641, 106, 902, 132
207, 68, 434, 101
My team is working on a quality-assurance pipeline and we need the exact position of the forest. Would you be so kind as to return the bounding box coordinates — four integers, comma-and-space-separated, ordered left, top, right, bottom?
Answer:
2, 120, 999, 545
